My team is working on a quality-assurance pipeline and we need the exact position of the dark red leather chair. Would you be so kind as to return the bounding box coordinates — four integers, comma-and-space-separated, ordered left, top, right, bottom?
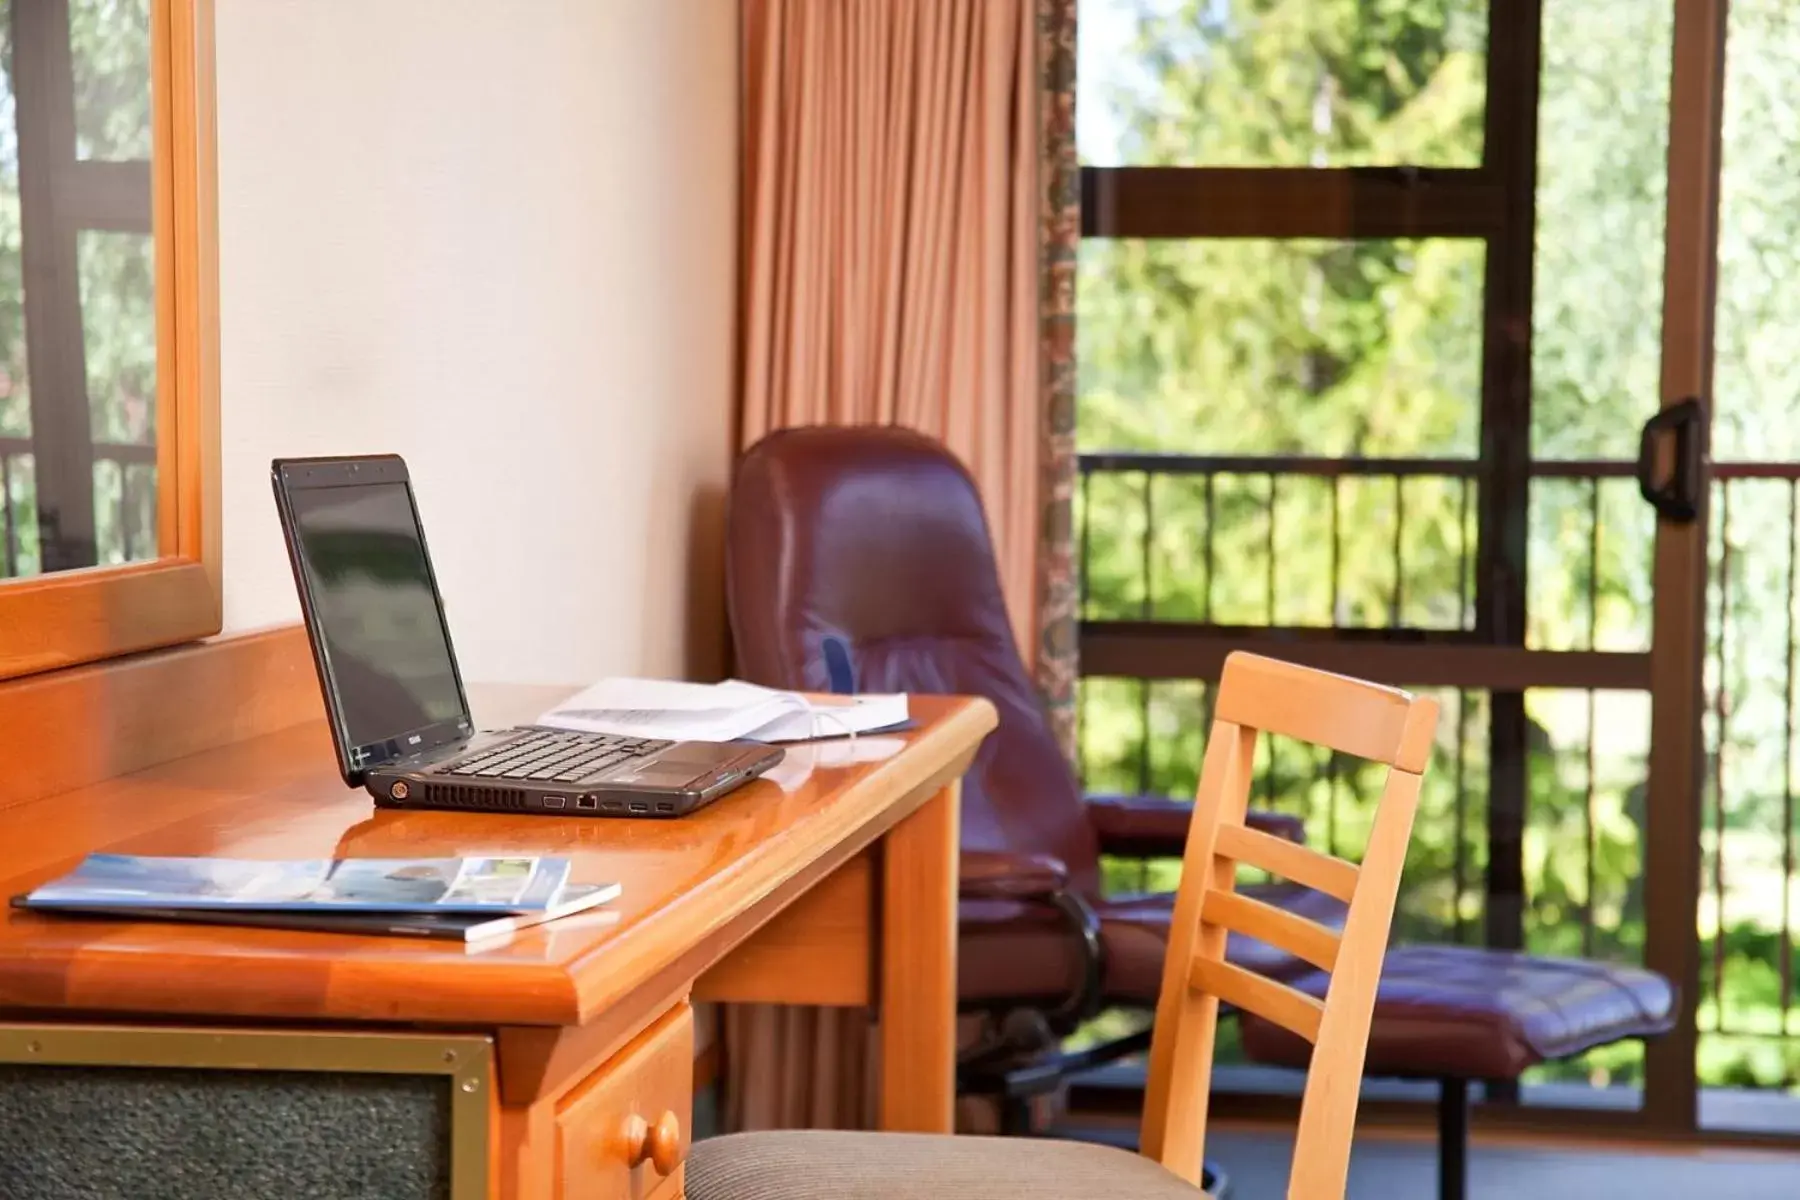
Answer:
725, 425, 1338, 1130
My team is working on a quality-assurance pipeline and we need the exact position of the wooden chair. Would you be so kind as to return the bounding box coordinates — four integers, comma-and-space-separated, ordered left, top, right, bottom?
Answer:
687, 652, 1439, 1200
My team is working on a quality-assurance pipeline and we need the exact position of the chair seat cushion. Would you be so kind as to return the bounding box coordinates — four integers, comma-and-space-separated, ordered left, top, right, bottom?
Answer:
686, 1131, 1208, 1200
1239, 945, 1678, 1079
958, 884, 1347, 1009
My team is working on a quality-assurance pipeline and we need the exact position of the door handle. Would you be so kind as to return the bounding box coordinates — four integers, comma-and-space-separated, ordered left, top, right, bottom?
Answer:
1636, 397, 1707, 523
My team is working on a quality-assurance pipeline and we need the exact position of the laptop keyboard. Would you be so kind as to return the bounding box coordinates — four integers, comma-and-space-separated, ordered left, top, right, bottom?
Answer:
437, 729, 673, 783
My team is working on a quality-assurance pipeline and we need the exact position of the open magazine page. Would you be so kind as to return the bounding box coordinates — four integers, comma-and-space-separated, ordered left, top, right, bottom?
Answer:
536, 678, 801, 741
536, 677, 908, 743
25, 854, 573, 915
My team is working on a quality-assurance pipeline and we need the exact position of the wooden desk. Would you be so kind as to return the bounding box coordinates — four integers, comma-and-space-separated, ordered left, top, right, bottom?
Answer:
0, 683, 996, 1200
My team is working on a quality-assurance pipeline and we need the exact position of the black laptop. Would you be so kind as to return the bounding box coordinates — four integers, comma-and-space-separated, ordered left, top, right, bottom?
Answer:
272, 454, 782, 818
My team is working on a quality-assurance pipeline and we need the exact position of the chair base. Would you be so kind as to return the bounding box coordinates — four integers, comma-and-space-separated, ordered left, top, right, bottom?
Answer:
1437, 1077, 1469, 1200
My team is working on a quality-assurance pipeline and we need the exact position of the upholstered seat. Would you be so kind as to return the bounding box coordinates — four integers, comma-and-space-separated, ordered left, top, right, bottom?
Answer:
1238, 945, 1678, 1199
1241, 945, 1677, 1080
687, 1131, 1209, 1200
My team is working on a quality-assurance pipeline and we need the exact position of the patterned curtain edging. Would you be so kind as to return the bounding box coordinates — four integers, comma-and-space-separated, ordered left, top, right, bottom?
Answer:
1035, 0, 1079, 764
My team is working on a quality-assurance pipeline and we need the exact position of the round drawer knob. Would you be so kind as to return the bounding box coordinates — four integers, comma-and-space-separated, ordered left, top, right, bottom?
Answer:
623, 1110, 683, 1175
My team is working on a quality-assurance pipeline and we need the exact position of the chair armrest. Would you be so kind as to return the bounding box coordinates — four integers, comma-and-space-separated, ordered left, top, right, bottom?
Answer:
959, 849, 1070, 901
1086, 794, 1306, 859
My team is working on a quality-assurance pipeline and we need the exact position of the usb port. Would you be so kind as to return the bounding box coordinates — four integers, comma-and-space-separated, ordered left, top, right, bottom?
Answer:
627, 800, 649, 814
655, 800, 675, 814
542, 795, 567, 810
575, 796, 598, 811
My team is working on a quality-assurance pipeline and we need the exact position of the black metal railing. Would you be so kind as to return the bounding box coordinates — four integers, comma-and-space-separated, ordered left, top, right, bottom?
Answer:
1075, 450, 1800, 1095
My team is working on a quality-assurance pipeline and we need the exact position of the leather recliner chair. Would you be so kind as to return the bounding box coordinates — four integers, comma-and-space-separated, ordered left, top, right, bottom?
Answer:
725, 425, 1341, 1130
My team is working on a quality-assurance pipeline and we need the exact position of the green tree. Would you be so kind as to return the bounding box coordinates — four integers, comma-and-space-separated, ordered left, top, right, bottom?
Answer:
1077, 0, 1800, 1095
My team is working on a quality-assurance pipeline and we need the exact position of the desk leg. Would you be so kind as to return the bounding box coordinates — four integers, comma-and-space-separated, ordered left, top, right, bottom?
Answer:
878, 779, 960, 1133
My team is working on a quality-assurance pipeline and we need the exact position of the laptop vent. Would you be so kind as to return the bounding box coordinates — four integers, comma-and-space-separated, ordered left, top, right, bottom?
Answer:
420, 783, 529, 811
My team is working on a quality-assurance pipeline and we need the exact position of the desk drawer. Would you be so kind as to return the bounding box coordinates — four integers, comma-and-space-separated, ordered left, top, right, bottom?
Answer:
557, 1004, 694, 1200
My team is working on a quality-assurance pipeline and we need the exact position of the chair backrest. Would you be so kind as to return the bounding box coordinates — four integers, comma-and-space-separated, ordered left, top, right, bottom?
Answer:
1139, 652, 1438, 1200
725, 425, 1102, 888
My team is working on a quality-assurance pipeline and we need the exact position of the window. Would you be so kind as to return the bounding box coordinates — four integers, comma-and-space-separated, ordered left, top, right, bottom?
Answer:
0, 0, 218, 679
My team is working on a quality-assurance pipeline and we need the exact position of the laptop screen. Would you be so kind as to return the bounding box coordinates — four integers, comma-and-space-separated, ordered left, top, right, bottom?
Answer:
285, 479, 469, 760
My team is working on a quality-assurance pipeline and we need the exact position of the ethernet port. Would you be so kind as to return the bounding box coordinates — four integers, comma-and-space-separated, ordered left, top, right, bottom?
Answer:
575, 795, 598, 811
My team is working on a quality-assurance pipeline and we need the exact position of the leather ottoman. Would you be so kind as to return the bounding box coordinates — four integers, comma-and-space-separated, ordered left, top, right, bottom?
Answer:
1238, 945, 1678, 1200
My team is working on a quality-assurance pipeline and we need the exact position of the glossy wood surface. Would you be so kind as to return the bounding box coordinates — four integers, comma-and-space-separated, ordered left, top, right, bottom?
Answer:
692, 850, 873, 1006
555, 1003, 692, 1200
0, 691, 997, 1029
877, 780, 960, 1133
0, 625, 320, 813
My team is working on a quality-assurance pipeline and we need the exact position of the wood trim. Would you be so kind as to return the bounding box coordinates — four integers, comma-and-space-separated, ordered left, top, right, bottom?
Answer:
0, 0, 221, 681
1081, 167, 1503, 239
693, 852, 873, 1007
1080, 624, 1651, 691
1202, 887, 1340, 973
1215, 825, 1360, 905
0, 623, 320, 812
877, 781, 961, 1134
1189, 957, 1324, 1042
1642, 0, 1730, 1135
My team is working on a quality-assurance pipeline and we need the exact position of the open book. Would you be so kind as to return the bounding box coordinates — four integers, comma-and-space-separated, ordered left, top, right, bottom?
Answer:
17, 854, 621, 943
536, 678, 908, 744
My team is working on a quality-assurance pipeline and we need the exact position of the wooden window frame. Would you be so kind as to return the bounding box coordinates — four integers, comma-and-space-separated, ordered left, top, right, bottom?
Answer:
0, 0, 219, 680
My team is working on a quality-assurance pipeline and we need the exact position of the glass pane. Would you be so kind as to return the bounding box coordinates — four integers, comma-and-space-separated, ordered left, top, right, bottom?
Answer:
78, 229, 155, 445
1079, 239, 1485, 457
1520, 688, 1650, 1105
69, 0, 152, 161
1077, 0, 1488, 168
1700, 476, 1800, 1132
1526, 476, 1654, 652
1, 449, 35, 577
1530, 0, 1673, 460
0, 4, 27, 440
3, 0, 156, 577
1711, 3, 1800, 463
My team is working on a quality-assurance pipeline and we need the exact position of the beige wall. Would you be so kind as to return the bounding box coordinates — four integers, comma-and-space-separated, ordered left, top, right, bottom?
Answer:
214, 0, 737, 684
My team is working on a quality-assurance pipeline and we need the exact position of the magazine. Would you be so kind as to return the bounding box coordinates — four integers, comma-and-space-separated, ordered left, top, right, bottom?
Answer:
12, 880, 622, 944
20, 854, 577, 916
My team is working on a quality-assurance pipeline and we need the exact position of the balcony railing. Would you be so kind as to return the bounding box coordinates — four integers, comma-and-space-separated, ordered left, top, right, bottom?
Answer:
1074, 450, 1800, 1101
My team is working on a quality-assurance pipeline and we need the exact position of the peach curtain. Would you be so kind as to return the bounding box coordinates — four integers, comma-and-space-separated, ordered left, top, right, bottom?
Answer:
724, 0, 1043, 1132
737, 0, 1041, 649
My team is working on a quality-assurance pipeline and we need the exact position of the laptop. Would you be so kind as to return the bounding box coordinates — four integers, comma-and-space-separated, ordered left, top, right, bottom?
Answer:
272, 454, 783, 818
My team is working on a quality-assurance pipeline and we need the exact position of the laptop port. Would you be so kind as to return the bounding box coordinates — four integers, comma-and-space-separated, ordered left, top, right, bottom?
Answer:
575, 795, 598, 811
655, 800, 675, 814
542, 795, 567, 810
627, 800, 649, 814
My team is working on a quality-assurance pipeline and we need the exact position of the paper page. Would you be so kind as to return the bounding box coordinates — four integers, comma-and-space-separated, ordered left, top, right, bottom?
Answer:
744, 693, 909, 743
536, 677, 805, 741
549, 677, 783, 713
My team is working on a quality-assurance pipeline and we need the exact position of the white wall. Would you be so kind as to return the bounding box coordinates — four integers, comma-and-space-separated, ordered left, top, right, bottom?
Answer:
215, 0, 737, 684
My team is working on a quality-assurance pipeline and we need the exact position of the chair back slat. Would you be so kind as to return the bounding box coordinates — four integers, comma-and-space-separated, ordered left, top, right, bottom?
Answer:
1214, 823, 1360, 903
1188, 957, 1324, 1042
1200, 887, 1340, 973
1214, 653, 1436, 773
1138, 652, 1437, 1200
